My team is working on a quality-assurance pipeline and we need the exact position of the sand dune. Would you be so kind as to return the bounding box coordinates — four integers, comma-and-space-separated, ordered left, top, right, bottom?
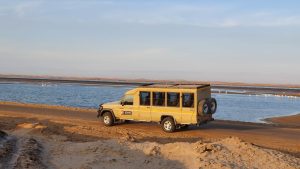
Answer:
1, 124, 299, 169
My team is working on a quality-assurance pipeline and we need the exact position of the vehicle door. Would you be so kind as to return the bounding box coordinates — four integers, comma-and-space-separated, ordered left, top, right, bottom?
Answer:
119, 95, 134, 120
181, 93, 195, 123
151, 92, 166, 121
166, 92, 182, 123
138, 91, 151, 121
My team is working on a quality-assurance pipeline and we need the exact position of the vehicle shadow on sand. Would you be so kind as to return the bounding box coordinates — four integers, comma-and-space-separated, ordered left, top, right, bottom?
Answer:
187, 120, 275, 131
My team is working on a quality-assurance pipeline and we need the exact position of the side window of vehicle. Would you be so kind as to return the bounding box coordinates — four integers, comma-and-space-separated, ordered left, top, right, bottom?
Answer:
153, 92, 165, 106
140, 91, 150, 106
182, 93, 194, 108
167, 92, 180, 107
122, 95, 133, 105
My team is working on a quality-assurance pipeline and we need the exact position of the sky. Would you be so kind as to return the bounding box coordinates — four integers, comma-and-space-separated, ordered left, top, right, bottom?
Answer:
0, 0, 300, 84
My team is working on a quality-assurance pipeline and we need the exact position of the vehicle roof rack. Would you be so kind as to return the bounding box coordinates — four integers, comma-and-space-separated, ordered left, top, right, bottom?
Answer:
138, 83, 210, 89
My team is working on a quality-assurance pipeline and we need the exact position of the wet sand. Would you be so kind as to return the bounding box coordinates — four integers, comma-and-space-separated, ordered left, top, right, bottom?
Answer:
265, 114, 300, 127
0, 101, 300, 169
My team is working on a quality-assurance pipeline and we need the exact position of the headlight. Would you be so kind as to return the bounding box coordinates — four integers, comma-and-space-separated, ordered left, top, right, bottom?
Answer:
98, 104, 103, 112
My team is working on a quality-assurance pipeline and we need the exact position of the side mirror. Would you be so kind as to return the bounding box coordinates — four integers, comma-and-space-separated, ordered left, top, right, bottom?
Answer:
121, 101, 125, 106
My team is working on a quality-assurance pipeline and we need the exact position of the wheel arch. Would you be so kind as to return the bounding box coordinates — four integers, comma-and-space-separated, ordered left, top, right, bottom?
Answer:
100, 109, 116, 121
160, 115, 176, 124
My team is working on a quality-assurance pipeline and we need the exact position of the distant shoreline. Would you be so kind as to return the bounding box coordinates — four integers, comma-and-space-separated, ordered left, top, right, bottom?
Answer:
0, 76, 148, 86
1, 75, 300, 96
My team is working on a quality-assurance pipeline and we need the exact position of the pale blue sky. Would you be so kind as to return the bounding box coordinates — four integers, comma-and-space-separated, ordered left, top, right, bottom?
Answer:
0, 0, 300, 84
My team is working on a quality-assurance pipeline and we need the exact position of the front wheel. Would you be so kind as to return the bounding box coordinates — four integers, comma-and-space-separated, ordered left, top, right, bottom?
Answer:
102, 112, 114, 126
161, 117, 176, 133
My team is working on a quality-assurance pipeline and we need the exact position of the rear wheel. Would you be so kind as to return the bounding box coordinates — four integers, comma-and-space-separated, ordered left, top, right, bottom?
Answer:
161, 117, 176, 133
102, 112, 114, 126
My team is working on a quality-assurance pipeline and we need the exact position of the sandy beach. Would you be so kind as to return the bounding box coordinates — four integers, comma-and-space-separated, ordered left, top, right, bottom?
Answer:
0, 101, 300, 169
265, 114, 300, 127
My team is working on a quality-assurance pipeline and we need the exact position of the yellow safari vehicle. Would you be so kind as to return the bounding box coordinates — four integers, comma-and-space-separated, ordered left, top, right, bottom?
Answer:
97, 84, 217, 132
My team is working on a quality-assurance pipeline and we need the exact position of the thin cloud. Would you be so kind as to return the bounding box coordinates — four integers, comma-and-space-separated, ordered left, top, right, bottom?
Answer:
92, 3, 300, 28
257, 16, 300, 26
15, 1, 42, 17
219, 19, 240, 28
2, 1, 299, 28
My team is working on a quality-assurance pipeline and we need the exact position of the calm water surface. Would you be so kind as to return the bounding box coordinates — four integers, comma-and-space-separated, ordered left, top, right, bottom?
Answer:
0, 82, 299, 123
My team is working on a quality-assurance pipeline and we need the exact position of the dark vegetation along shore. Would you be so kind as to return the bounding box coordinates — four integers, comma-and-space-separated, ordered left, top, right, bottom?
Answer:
1, 75, 300, 96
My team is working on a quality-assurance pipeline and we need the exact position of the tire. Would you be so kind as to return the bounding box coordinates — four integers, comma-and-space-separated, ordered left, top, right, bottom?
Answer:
198, 99, 211, 115
161, 117, 176, 133
209, 98, 217, 114
102, 112, 114, 126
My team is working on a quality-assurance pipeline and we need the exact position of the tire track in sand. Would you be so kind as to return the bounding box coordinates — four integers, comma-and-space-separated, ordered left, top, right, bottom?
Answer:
0, 133, 17, 169
0, 130, 47, 169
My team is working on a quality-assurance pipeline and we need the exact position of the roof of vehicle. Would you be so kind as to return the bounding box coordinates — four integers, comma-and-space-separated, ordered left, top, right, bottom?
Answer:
138, 83, 210, 89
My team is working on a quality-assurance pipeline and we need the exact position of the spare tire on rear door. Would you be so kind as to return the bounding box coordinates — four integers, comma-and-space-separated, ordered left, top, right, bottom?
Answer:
198, 99, 210, 115
209, 98, 217, 114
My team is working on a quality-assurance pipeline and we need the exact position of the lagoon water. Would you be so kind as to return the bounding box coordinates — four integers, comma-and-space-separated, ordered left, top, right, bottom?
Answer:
0, 82, 299, 123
